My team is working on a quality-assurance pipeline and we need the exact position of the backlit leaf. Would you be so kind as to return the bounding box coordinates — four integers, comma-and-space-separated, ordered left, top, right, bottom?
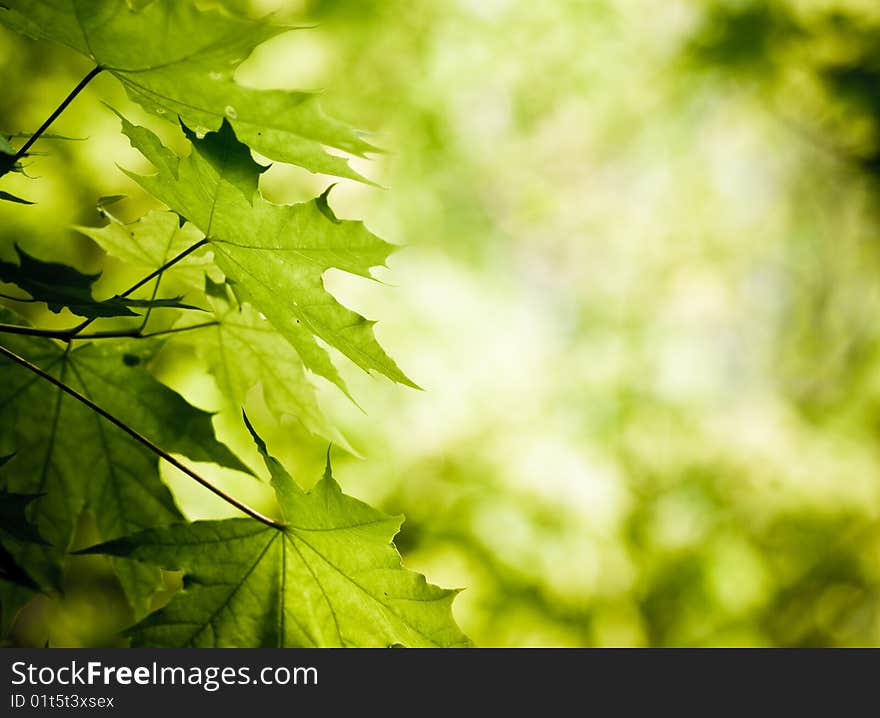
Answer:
0, 322, 252, 615
85, 417, 470, 647
179, 280, 345, 446
76, 209, 219, 291
117, 117, 415, 393
0, 0, 376, 180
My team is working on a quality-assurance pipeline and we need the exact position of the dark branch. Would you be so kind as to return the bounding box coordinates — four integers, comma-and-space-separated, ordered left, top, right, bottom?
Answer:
68, 238, 210, 337
4, 66, 103, 176
139, 321, 219, 338
0, 342, 284, 529
0, 320, 219, 341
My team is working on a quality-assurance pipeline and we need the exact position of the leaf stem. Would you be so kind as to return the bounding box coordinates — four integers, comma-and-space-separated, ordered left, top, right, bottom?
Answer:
136, 266, 163, 334
0, 320, 218, 341
0, 239, 213, 341
7, 66, 103, 173
69, 238, 209, 337
0, 342, 284, 529
139, 321, 220, 338
0, 323, 130, 340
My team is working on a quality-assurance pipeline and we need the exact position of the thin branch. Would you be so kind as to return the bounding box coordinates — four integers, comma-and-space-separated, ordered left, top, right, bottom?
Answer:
0, 342, 284, 530
137, 267, 163, 334
69, 238, 209, 337
140, 321, 219, 338
117, 238, 210, 299
0, 238, 215, 342
0, 323, 119, 340
6, 66, 103, 173
0, 320, 218, 341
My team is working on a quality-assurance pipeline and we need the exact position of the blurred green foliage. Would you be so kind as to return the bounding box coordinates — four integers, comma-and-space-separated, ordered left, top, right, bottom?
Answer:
4, 0, 880, 646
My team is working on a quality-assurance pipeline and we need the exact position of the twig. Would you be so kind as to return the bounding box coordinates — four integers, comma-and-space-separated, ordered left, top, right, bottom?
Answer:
0, 320, 218, 341
5, 66, 103, 175
68, 238, 209, 337
139, 321, 219, 338
0, 342, 284, 529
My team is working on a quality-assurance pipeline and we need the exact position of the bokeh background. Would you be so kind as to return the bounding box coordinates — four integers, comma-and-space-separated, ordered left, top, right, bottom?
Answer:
4, 0, 880, 647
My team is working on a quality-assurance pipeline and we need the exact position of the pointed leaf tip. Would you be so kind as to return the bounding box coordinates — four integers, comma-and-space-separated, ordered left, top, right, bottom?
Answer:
86, 444, 471, 646
324, 444, 333, 480
0, 191, 34, 205
241, 409, 268, 457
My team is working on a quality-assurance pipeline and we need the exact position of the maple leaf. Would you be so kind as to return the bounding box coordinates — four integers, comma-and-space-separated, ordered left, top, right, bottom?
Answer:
83, 416, 470, 648
0, 245, 198, 318
114, 116, 415, 394
78, 207, 349, 445
0, 0, 452, 648
78, 209, 342, 442
180, 279, 345, 446
0, 0, 375, 181
76, 209, 218, 292
0, 322, 252, 615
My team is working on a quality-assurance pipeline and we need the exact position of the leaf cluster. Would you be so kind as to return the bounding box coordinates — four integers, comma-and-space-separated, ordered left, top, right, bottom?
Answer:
0, 0, 467, 647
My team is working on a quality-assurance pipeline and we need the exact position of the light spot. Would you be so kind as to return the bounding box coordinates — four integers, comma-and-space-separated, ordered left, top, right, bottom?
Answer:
224, 105, 238, 119
194, 127, 209, 139
209, 71, 223, 81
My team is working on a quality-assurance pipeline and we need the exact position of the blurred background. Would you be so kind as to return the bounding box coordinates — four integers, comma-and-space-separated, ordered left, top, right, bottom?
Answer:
4, 0, 880, 646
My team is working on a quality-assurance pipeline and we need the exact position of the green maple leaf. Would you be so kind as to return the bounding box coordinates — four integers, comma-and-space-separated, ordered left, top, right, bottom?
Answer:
76, 209, 219, 291
0, 0, 376, 181
0, 324, 252, 616
115, 116, 415, 394
0, 245, 199, 318
77, 213, 340, 439
180, 279, 345, 447
84, 416, 470, 648
78, 208, 350, 445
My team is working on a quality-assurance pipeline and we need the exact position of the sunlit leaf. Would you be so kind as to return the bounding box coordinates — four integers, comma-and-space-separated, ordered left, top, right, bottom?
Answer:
179, 279, 346, 447
77, 209, 218, 291
117, 117, 415, 393
85, 416, 470, 647
0, 321, 252, 615
0, 0, 376, 180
